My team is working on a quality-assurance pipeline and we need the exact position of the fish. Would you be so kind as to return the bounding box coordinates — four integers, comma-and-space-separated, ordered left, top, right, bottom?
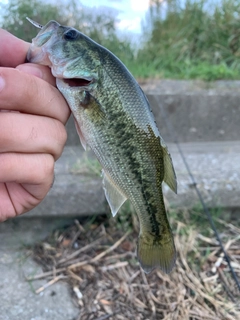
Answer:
27, 18, 177, 274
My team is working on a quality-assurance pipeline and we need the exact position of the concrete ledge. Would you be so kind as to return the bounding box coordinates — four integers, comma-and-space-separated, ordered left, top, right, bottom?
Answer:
24, 141, 240, 218
165, 141, 240, 209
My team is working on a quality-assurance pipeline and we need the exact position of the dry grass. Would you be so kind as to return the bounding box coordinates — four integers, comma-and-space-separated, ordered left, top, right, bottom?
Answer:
27, 213, 240, 320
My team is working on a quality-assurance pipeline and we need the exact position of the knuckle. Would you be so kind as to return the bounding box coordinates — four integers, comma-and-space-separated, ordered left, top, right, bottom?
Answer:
52, 120, 67, 159
55, 121, 68, 145
36, 154, 54, 184
42, 155, 55, 179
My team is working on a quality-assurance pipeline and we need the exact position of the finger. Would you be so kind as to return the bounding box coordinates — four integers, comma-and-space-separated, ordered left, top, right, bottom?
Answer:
0, 182, 40, 221
0, 153, 55, 220
0, 153, 54, 187
0, 29, 29, 67
0, 112, 67, 160
0, 67, 70, 124
0, 183, 18, 221
16, 63, 56, 87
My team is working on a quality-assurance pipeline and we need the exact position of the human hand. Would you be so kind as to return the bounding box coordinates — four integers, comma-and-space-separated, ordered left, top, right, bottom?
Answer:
0, 29, 70, 221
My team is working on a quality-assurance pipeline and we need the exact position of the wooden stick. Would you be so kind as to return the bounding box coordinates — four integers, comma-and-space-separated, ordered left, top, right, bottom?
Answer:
35, 275, 66, 294
101, 261, 128, 271
26, 267, 66, 281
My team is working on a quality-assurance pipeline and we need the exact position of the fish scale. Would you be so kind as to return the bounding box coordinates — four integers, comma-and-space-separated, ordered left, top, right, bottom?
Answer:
27, 19, 177, 274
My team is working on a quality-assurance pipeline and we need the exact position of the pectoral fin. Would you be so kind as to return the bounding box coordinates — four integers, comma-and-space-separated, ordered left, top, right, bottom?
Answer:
163, 147, 177, 194
102, 170, 127, 217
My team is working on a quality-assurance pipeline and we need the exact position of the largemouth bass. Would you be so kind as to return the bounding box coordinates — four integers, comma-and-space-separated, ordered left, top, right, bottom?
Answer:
27, 19, 177, 274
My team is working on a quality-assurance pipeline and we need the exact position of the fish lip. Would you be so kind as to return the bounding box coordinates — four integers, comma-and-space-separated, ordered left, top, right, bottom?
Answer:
27, 33, 56, 64
30, 20, 60, 47
27, 20, 60, 64
27, 45, 49, 64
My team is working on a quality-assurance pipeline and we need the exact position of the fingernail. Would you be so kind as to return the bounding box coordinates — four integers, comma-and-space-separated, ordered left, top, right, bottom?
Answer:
0, 76, 5, 92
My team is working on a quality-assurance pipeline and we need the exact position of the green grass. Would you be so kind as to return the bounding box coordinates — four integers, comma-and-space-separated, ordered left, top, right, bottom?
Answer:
124, 59, 240, 81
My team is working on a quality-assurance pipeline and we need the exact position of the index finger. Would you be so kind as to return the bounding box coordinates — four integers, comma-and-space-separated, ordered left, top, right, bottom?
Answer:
0, 29, 29, 67
0, 67, 70, 124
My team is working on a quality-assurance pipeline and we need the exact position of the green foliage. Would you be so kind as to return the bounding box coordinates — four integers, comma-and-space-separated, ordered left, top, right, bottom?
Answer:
137, 0, 240, 80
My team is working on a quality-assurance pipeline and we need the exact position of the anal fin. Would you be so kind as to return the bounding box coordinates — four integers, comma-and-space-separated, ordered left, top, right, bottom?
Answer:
102, 170, 127, 217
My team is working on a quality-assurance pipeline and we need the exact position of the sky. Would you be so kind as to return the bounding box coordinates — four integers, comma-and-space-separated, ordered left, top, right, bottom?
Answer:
74, 0, 150, 34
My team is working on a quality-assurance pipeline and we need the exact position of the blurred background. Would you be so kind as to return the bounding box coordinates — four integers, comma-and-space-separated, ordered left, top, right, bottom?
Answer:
1, 0, 240, 81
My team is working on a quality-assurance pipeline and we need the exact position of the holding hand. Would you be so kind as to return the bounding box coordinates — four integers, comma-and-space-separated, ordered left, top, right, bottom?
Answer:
0, 29, 70, 221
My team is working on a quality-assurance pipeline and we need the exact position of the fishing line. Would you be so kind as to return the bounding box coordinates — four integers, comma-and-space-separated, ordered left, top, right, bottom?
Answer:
154, 96, 240, 294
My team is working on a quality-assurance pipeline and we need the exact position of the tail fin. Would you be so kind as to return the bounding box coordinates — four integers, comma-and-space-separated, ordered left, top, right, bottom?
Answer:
137, 233, 176, 274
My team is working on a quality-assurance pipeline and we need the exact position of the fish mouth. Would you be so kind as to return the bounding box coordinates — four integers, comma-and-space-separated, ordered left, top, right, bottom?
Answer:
63, 78, 92, 87
56, 77, 94, 92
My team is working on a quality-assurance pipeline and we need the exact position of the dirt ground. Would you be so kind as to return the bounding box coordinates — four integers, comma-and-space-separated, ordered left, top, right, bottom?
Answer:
27, 211, 240, 320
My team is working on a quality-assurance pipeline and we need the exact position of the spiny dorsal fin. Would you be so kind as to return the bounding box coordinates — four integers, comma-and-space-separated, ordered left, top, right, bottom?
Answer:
102, 170, 127, 216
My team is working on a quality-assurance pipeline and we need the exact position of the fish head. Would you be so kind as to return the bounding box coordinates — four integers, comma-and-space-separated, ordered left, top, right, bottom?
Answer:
27, 19, 101, 93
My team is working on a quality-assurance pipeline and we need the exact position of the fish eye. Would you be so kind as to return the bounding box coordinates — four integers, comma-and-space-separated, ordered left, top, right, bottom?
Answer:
63, 29, 78, 41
